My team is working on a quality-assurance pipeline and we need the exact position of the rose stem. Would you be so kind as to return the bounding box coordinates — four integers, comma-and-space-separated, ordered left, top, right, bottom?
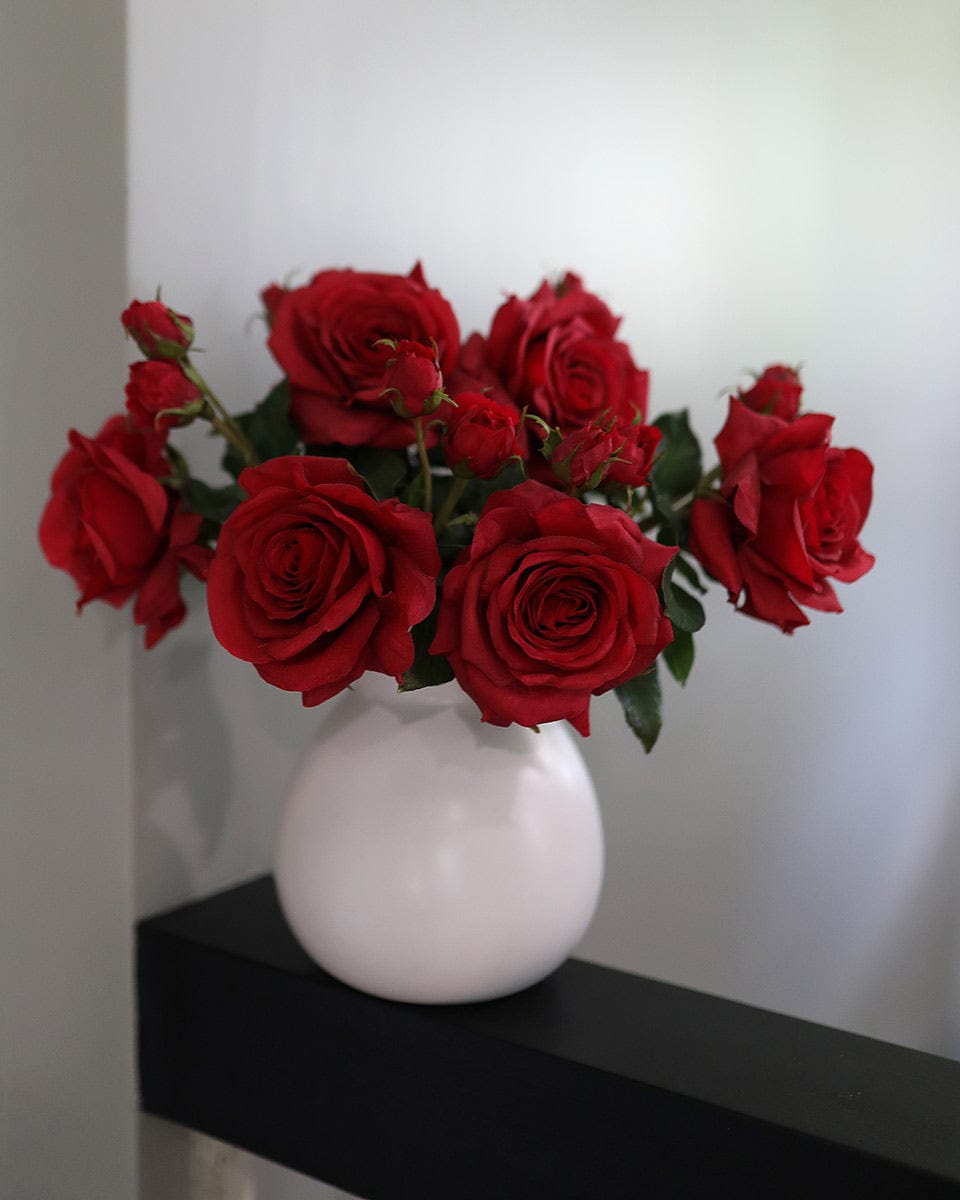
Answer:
433, 476, 468, 535
414, 417, 433, 515
182, 361, 260, 467
637, 465, 724, 533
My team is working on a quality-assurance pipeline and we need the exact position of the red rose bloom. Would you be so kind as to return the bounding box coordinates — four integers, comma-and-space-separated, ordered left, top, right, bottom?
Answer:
206, 455, 441, 705
38, 415, 208, 646
134, 507, 214, 648
265, 264, 460, 449
381, 340, 443, 417
688, 399, 874, 632
431, 480, 675, 734
483, 273, 649, 431
125, 360, 202, 430
737, 365, 803, 421
121, 299, 193, 360
445, 332, 513, 407
443, 391, 523, 479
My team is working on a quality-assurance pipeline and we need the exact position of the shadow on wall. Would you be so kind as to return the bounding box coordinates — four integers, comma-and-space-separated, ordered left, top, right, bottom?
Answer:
133, 575, 323, 917
134, 626, 234, 913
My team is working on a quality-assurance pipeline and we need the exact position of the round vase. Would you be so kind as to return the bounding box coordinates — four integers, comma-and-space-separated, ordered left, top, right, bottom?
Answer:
274, 673, 604, 1004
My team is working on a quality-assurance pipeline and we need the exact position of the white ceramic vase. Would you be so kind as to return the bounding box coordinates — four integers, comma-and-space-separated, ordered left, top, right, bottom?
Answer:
274, 672, 604, 1004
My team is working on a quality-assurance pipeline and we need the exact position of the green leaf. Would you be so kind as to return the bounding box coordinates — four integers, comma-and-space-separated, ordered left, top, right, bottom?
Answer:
180, 479, 246, 525
615, 666, 662, 753
663, 628, 695, 686
672, 552, 708, 595
661, 557, 706, 633
651, 409, 703, 498
222, 379, 300, 479
164, 443, 191, 483
461, 458, 525, 514
399, 606, 455, 691
341, 446, 410, 500
402, 472, 424, 509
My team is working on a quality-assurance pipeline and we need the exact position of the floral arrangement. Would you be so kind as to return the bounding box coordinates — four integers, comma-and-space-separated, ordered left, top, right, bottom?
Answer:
38, 265, 875, 747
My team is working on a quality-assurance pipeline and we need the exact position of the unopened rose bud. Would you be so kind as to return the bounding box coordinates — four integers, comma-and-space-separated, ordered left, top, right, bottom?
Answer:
547, 422, 623, 490
260, 283, 287, 326
121, 299, 194, 360
443, 391, 523, 479
125, 361, 203, 431
605, 420, 662, 488
380, 339, 445, 419
737, 365, 802, 421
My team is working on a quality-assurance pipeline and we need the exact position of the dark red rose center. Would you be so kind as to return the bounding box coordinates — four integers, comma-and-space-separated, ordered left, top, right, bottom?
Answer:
513, 562, 602, 651
260, 523, 357, 614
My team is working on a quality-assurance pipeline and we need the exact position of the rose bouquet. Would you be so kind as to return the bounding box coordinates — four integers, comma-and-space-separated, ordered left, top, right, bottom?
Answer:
39, 265, 875, 749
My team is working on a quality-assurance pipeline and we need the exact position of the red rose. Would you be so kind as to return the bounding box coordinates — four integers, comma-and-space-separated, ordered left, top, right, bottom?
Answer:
688, 399, 874, 632
737, 365, 803, 421
206, 455, 441, 705
121, 299, 194, 360
265, 264, 460, 449
134, 507, 214, 648
483, 273, 649, 431
605, 420, 662, 488
431, 480, 675, 734
38, 415, 207, 646
443, 391, 523, 479
381, 340, 443, 418
445, 332, 513, 407
125, 360, 202, 430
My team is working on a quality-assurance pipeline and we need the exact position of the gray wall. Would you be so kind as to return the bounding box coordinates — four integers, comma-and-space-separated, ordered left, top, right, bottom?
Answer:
127, 3, 960, 1196
1, 3, 136, 1198
4, 2, 959, 1197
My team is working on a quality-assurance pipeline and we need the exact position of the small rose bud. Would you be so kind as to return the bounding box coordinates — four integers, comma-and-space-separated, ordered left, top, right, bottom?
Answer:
547, 422, 624, 490
737, 365, 803, 421
121, 299, 194, 360
381, 339, 445, 418
260, 283, 287, 326
443, 391, 523, 480
125, 360, 203, 431
605, 420, 662, 488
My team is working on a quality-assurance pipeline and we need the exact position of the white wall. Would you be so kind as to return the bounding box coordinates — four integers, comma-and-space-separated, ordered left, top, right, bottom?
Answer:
124, 1, 960, 1195
0, 3, 136, 1198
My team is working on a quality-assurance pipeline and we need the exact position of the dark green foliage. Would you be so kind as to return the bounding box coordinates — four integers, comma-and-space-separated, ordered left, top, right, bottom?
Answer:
180, 479, 246, 525
340, 447, 410, 500
660, 557, 706, 634
222, 380, 300, 479
662, 628, 695, 686
615, 666, 662, 753
399, 605, 455, 691
649, 409, 703, 545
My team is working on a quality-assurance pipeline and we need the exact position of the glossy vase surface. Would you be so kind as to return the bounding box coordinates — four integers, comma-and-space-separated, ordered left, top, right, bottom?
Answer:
274, 673, 604, 1004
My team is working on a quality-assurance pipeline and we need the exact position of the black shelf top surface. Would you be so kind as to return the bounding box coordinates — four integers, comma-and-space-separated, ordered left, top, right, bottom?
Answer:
139, 875, 960, 1196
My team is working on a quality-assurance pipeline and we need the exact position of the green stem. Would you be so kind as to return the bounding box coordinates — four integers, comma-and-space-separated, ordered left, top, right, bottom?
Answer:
414, 417, 432, 515
700, 464, 721, 489
637, 465, 724, 533
182, 361, 259, 467
433, 476, 468, 535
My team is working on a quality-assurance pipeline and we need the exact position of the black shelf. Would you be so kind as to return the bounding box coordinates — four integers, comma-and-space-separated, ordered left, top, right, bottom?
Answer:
137, 876, 960, 1198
